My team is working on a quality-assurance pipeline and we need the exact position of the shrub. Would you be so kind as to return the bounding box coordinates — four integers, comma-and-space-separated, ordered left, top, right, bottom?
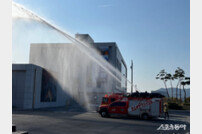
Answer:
168, 102, 183, 110
185, 97, 190, 103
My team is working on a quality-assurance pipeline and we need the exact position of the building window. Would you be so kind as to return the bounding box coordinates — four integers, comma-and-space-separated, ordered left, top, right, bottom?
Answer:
96, 80, 102, 88
121, 61, 127, 90
100, 47, 110, 61
41, 70, 57, 102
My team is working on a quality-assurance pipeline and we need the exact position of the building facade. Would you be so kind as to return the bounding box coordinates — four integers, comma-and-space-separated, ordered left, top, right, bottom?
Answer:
12, 34, 127, 110
75, 34, 127, 93
94, 42, 127, 92
12, 64, 72, 110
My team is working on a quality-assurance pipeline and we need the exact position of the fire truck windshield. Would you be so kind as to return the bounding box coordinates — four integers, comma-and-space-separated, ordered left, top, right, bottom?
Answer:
102, 97, 108, 104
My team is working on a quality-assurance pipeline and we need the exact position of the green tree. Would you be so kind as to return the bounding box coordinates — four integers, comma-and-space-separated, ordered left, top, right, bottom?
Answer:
173, 67, 185, 100
181, 77, 190, 102
165, 73, 174, 100
179, 83, 182, 102
156, 69, 170, 97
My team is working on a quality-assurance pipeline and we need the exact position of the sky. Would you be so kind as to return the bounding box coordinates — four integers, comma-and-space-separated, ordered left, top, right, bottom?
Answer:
13, 0, 190, 92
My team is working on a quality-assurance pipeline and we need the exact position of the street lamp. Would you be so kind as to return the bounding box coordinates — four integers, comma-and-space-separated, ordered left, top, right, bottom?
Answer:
130, 60, 133, 93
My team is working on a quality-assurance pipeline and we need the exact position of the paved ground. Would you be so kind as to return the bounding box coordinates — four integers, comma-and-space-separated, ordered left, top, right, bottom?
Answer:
12, 109, 190, 134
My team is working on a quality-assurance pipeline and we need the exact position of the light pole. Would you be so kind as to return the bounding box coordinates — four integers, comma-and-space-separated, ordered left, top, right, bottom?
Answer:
130, 60, 133, 93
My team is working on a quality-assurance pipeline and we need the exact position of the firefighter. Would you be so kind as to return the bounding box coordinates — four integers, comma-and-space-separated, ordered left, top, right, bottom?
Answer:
164, 103, 169, 119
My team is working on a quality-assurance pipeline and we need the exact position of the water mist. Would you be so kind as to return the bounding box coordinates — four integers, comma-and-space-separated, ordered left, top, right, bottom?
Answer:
12, 2, 135, 110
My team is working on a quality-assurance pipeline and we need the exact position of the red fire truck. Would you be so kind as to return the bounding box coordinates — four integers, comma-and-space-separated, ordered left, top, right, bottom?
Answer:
98, 92, 164, 119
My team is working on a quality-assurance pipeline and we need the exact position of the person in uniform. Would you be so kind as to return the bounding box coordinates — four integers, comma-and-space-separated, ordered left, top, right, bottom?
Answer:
164, 103, 169, 119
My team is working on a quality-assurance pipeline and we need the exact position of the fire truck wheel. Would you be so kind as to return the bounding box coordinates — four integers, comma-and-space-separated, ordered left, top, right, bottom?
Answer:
141, 113, 149, 120
101, 111, 108, 117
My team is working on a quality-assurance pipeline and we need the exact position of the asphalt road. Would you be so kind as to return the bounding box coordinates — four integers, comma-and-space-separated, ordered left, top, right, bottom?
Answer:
12, 110, 190, 134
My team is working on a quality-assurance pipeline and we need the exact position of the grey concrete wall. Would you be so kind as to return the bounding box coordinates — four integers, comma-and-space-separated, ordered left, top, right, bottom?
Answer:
12, 64, 43, 109
75, 34, 94, 45
12, 64, 70, 110
94, 42, 127, 93
12, 70, 26, 109
13, 33, 128, 110
29, 43, 117, 110
26, 41, 127, 110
